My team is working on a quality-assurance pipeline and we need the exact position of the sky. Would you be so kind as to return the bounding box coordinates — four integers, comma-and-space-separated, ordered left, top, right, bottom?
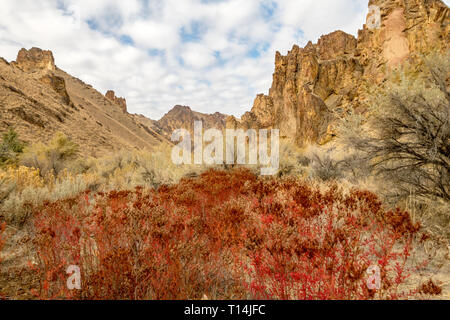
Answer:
0, 0, 447, 120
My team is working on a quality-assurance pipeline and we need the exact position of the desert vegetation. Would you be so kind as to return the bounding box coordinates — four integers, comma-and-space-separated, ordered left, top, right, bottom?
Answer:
0, 53, 448, 300
0, 128, 25, 168
337, 53, 449, 239
27, 169, 430, 299
0, 133, 195, 227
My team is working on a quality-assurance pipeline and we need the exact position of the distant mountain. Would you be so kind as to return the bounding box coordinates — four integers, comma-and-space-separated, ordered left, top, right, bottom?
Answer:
154, 105, 227, 140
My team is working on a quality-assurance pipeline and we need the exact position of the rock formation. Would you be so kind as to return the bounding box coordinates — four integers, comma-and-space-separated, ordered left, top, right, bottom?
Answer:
1, 0, 448, 154
13, 47, 56, 73
40, 74, 72, 105
105, 90, 127, 113
229, 0, 449, 146
12, 47, 72, 106
359, 0, 449, 72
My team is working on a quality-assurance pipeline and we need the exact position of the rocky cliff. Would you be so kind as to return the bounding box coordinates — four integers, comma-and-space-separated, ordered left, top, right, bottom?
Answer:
229, 0, 449, 146
13, 47, 56, 73
1, 0, 448, 152
12, 47, 72, 106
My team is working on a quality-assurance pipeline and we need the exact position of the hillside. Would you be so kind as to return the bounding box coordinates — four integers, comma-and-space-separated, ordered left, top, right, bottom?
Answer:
0, 48, 169, 156
0, 47, 233, 155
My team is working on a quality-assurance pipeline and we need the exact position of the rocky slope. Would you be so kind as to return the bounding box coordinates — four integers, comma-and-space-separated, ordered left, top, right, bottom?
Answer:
228, 0, 449, 145
0, 47, 169, 156
0, 47, 230, 155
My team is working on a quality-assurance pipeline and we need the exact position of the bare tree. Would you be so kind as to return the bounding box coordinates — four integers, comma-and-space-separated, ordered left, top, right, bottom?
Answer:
344, 53, 449, 202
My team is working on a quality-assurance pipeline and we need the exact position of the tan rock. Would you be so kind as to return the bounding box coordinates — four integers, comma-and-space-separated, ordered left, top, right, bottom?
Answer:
250, 94, 274, 127
105, 90, 127, 113
232, 29, 361, 145
40, 74, 72, 105
233, 0, 449, 146
317, 30, 357, 60
382, 8, 410, 66
13, 47, 56, 73
11, 48, 72, 106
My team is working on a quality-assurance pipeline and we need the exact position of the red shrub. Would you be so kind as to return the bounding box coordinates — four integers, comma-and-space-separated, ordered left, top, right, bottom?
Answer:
418, 279, 442, 296
0, 221, 7, 299
0, 221, 5, 260
30, 169, 426, 300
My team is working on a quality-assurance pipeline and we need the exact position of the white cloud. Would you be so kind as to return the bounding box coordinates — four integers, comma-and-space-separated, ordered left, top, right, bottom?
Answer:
0, 0, 412, 119
181, 43, 217, 68
122, 20, 179, 49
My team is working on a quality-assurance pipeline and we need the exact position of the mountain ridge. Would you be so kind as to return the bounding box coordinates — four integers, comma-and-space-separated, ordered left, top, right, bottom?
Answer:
1, 0, 448, 153
0, 48, 170, 156
0, 46, 232, 155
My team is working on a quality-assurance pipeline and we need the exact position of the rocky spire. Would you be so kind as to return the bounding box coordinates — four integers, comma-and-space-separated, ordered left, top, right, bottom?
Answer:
13, 47, 56, 73
105, 90, 127, 113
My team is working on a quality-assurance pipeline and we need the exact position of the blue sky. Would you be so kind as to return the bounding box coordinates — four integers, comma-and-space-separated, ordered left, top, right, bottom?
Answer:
1, 0, 445, 119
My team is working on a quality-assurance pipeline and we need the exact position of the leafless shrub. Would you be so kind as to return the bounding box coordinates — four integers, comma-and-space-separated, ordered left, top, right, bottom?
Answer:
342, 53, 449, 203
277, 141, 308, 177
308, 149, 344, 181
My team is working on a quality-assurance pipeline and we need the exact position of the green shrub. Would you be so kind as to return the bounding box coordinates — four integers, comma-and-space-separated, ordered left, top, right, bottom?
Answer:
0, 128, 25, 167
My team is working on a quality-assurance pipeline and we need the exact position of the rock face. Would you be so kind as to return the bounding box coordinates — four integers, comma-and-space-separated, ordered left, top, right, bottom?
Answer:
12, 48, 72, 105
317, 31, 358, 60
229, 0, 449, 146
40, 74, 72, 105
13, 47, 56, 73
2, 0, 447, 153
231, 31, 362, 145
105, 90, 127, 113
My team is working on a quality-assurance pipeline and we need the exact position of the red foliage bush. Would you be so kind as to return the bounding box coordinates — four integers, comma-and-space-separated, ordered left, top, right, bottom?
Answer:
29, 169, 425, 299
0, 221, 6, 299
418, 279, 442, 296
0, 221, 5, 260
